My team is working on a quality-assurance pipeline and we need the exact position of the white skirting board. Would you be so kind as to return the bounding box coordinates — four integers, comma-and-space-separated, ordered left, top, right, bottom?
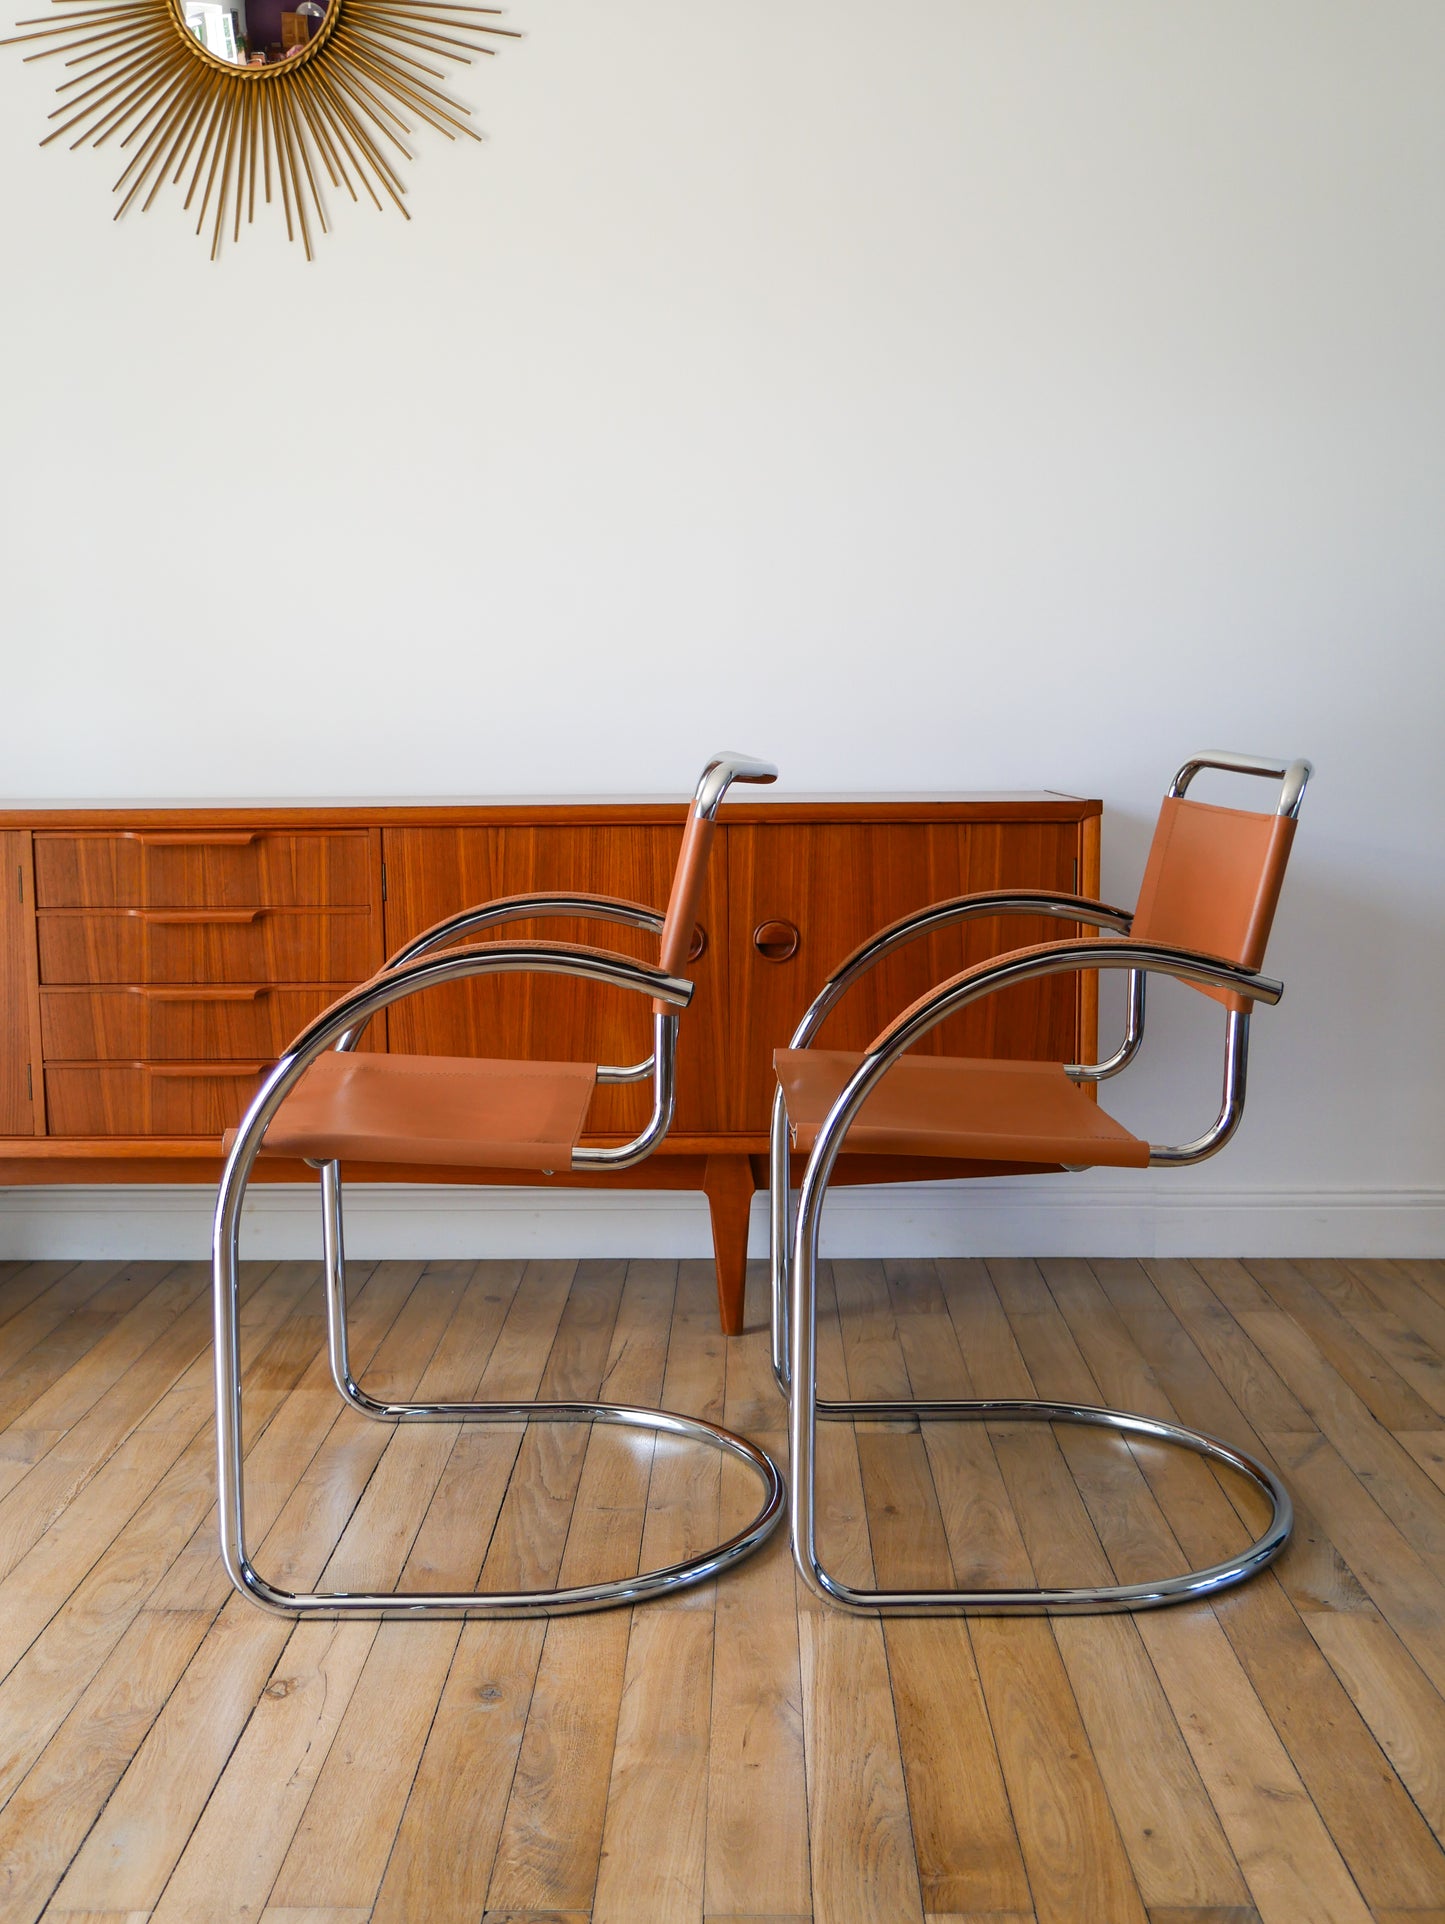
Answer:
0, 1180, 1440, 1261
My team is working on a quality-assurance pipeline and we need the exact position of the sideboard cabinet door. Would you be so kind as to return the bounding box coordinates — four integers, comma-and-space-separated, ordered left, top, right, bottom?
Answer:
381, 825, 728, 1136
726, 820, 1089, 1133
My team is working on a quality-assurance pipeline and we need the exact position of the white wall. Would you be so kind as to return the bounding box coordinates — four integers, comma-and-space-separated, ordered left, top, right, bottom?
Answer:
2, 1, 1442, 1257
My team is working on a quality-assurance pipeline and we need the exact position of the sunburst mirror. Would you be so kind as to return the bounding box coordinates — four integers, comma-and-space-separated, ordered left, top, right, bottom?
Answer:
3, 0, 515, 256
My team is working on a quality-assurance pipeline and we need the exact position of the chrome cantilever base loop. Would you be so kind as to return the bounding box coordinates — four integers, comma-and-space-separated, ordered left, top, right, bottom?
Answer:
214, 1165, 786, 1617
790, 1390, 1291, 1615
226, 1391, 786, 1619
299, 1164, 783, 1617
771, 1064, 1293, 1617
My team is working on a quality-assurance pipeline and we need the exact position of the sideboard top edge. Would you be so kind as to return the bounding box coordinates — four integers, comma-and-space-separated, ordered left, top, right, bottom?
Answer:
0, 791, 1101, 829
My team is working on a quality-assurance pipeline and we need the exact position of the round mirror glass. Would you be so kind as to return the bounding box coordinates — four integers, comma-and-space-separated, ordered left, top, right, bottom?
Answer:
182, 0, 330, 67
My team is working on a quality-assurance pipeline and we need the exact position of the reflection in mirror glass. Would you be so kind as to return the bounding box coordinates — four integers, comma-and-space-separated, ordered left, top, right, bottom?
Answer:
182, 0, 329, 66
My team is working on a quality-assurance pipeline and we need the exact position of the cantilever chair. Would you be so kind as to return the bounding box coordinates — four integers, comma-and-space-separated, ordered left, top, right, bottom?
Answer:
771, 750, 1312, 1614
212, 752, 785, 1618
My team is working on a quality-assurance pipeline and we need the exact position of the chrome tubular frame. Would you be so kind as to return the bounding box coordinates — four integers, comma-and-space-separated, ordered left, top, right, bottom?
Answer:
776, 940, 1292, 1612
596, 1053, 657, 1085
213, 939, 785, 1618
337, 892, 668, 1079
694, 749, 779, 817
770, 896, 1140, 1389
571, 1011, 679, 1171
1148, 1008, 1250, 1166
1067, 967, 1146, 1082
385, 893, 667, 970
1169, 750, 1314, 818
792, 891, 1135, 1050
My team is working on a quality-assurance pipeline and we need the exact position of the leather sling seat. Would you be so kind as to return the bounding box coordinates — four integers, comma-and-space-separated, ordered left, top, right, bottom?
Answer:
773, 1046, 1150, 1167
230, 1049, 599, 1172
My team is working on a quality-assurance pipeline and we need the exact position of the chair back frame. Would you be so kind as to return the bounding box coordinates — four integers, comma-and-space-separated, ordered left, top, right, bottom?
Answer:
1169, 749, 1312, 816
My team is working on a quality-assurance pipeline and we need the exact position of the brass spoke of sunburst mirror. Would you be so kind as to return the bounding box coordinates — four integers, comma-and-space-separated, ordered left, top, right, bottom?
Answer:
3, 0, 516, 255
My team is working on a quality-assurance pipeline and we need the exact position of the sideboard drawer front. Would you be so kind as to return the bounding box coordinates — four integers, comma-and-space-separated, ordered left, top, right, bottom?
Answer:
728, 820, 1088, 1131
33, 831, 375, 909
39, 985, 355, 1061
45, 1062, 267, 1136
37, 910, 377, 985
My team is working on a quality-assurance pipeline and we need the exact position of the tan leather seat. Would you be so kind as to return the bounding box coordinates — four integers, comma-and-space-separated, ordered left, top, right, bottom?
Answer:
774, 1047, 1150, 1168
235, 1050, 598, 1171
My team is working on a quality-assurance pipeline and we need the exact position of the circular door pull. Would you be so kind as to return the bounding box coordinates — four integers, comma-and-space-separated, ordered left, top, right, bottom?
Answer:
688, 923, 708, 963
753, 919, 800, 963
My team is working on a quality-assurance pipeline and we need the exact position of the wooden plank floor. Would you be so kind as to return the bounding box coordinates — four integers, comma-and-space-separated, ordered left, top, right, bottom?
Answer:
0, 1253, 1442, 1924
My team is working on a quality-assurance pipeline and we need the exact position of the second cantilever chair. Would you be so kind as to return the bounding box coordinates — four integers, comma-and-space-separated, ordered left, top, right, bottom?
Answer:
771, 750, 1311, 1613
213, 752, 785, 1618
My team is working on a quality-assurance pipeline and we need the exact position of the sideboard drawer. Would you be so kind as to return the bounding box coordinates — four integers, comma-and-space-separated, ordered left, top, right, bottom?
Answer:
33, 831, 375, 909
45, 1062, 269, 1136
37, 909, 378, 985
39, 985, 355, 1061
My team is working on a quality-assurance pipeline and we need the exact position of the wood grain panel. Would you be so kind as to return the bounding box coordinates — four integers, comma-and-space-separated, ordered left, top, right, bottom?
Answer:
39, 986, 366, 1062
1, 1255, 1440, 1921
0, 831, 41, 1135
37, 910, 378, 985
726, 821, 1088, 1131
45, 1063, 269, 1136
33, 832, 374, 909
381, 824, 727, 1134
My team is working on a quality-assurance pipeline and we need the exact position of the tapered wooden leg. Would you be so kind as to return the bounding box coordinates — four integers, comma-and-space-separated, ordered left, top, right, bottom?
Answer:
703, 1153, 755, 1336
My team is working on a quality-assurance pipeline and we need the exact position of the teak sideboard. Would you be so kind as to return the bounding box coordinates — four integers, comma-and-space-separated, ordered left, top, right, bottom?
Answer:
0, 793, 1102, 1333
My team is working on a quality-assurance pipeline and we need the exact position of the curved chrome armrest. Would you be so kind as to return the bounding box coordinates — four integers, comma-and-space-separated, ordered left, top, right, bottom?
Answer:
292, 938, 691, 1060
382, 892, 666, 974
788, 891, 1134, 1051
869, 937, 1280, 1056
342, 895, 668, 1064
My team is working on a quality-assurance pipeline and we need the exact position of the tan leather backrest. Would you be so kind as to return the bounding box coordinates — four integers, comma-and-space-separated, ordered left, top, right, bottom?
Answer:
1131, 796, 1296, 1011
657, 807, 716, 980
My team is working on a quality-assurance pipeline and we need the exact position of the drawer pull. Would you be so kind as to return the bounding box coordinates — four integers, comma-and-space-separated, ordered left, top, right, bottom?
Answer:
124, 986, 268, 1002
119, 909, 264, 925
120, 832, 258, 848
142, 1062, 269, 1078
753, 919, 800, 963
688, 923, 707, 963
